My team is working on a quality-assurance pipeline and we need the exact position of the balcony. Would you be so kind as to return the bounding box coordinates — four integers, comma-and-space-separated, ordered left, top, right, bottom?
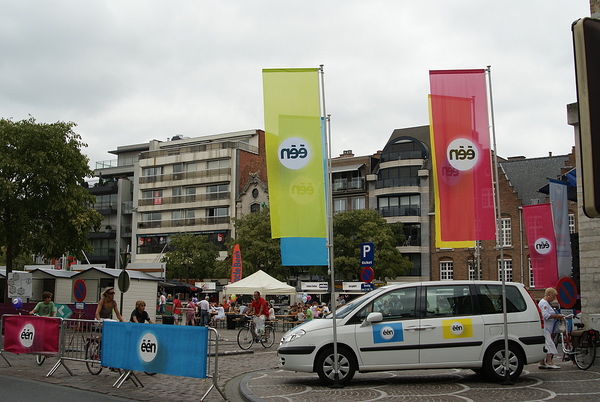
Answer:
333, 177, 365, 192
375, 177, 420, 189
138, 192, 230, 207
378, 206, 421, 217
139, 167, 231, 185
137, 216, 230, 229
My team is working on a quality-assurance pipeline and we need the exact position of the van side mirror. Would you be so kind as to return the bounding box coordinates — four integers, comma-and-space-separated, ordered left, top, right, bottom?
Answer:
361, 312, 383, 327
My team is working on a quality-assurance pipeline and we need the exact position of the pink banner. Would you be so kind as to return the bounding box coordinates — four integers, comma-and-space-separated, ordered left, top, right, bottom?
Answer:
3, 315, 60, 355
429, 69, 496, 241
230, 243, 243, 283
523, 204, 559, 288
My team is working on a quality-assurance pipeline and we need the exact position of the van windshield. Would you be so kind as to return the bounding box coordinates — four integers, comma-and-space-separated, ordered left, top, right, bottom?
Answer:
330, 288, 388, 319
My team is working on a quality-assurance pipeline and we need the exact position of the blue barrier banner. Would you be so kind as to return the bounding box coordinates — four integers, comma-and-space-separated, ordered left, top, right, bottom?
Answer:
101, 322, 208, 378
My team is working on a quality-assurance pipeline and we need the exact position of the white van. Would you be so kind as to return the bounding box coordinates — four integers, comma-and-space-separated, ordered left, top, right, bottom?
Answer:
278, 281, 546, 385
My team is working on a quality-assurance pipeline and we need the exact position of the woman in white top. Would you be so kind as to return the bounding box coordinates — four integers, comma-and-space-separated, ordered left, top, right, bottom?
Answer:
538, 287, 565, 369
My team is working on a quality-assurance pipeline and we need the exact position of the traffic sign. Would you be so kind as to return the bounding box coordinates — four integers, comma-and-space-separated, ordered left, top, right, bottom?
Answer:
556, 277, 578, 309
73, 279, 87, 302
361, 283, 374, 292
360, 267, 375, 283
118, 270, 131, 293
360, 242, 375, 267
55, 303, 73, 319
75, 302, 86, 310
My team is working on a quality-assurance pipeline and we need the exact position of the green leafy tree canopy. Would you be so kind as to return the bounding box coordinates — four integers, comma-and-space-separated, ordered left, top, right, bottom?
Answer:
1, 117, 103, 301
165, 233, 220, 281
333, 209, 412, 281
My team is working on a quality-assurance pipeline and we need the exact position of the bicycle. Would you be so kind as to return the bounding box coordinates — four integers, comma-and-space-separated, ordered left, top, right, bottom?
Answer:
237, 316, 275, 350
571, 328, 598, 370
552, 314, 575, 360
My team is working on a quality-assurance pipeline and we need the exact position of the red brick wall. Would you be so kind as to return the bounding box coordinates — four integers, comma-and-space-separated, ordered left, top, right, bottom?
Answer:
237, 130, 268, 194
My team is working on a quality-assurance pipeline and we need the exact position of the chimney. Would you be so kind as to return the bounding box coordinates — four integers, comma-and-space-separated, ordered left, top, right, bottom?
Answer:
339, 150, 354, 158
549, 151, 553, 157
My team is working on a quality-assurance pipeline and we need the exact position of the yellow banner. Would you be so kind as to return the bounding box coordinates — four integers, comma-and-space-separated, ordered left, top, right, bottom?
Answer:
263, 68, 326, 238
442, 318, 474, 339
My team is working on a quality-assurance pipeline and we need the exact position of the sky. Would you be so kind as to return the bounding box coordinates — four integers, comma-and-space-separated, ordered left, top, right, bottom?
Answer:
0, 1, 593, 169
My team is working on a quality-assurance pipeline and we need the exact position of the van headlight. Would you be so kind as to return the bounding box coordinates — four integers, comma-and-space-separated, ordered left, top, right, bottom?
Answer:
281, 329, 306, 344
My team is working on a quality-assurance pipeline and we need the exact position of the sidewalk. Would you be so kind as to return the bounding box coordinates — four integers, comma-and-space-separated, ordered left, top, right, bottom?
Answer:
2, 326, 600, 402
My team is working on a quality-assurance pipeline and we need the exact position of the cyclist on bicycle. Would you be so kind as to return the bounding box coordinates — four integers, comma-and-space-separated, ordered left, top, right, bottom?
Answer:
249, 291, 269, 339
538, 287, 565, 370
30, 291, 57, 317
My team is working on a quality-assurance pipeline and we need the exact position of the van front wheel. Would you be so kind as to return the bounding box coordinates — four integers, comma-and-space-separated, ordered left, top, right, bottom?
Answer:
315, 347, 356, 386
483, 344, 524, 381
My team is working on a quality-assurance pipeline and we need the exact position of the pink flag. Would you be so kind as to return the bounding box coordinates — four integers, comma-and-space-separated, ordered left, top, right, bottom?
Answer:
523, 204, 558, 288
230, 244, 243, 283
429, 70, 496, 241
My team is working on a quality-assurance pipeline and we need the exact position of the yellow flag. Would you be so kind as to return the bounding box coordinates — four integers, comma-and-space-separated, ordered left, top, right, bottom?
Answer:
263, 68, 326, 239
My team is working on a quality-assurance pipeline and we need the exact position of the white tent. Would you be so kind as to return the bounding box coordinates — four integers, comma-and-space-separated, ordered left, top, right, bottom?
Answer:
223, 270, 296, 296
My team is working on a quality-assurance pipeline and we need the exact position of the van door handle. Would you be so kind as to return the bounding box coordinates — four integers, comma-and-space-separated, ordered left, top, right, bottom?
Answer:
418, 325, 436, 330
405, 326, 419, 331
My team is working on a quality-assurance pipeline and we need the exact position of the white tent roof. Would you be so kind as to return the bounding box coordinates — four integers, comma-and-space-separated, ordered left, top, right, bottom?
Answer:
223, 270, 296, 296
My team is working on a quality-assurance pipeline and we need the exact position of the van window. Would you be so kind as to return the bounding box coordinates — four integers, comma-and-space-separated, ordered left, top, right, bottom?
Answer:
351, 287, 417, 324
476, 284, 527, 314
424, 285, 473, 317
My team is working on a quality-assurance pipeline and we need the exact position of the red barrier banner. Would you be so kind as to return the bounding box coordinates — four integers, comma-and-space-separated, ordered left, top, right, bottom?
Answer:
3, 315, 60, 355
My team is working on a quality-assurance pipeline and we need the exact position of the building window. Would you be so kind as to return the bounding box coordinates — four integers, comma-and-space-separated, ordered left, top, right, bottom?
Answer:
207, 159, 230, 170
569, 213, 575, 234
378, 195, 420, 217
334, 199, 347, 214
500, 218, 512, 247
250, 203, 261, 213
142, 166, 162, 177
468, 260, 482, 280
401, 223, 421, 246
497, 259, 513, 282
252, 188, 259, 199
380, 138, 427, 162
173, 163, 183, 173
351, 197, 365, 211
376, 166, 420, 188
140, 212, 162, 228
206, 184, 228, 200
528, 258, 535, 288
185, 187, 196, 202
440, 261, 454, 280
142, 189, 163, 205
185, 162, 197, 172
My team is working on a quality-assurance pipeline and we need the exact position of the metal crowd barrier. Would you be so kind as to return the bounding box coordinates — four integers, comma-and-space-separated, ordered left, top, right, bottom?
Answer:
1, 315, 225, 400
46, 318, 101, 377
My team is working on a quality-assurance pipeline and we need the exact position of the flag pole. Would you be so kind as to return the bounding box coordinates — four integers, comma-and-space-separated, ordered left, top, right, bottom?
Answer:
487, 65, 512, 385
320, 65, 342, 388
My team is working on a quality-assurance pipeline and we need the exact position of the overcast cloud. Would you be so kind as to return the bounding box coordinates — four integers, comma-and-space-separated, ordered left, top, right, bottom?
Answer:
0, 1, 592, 168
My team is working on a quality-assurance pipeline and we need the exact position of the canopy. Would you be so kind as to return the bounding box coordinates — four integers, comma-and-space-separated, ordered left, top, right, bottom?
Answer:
223, 270, 296, 296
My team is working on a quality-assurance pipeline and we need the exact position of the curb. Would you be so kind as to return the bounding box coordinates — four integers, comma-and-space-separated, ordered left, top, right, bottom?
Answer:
239, 370, 266, 402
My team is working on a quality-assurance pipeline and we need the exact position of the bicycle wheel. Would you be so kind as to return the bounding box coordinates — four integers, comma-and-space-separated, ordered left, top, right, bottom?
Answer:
574, 333, 596, 370
35, 354, 46, 366
85, 339, 103, 375
237, 326, 254, 350
260, 325, 276, 348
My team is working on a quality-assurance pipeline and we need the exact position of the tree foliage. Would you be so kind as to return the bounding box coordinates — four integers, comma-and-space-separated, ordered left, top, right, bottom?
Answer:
333, 209, 412, 281
0, 117, 103, 300
165, 233, 220, 280
217, 207, 292, 281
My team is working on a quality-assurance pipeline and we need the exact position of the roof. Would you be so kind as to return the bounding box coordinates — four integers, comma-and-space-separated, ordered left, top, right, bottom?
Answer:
28, 268, 78, 278
71, 267, 160, 281
223, 270, 296, 295
500, 155, 572, 206
331, 163, 365, 173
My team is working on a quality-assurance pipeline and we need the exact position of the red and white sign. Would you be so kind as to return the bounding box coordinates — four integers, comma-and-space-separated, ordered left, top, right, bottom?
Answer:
523, 204, 558, 289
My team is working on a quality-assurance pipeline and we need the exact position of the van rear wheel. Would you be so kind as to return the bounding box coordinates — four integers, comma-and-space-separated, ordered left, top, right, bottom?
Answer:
315, 347, 356, 386
483, 344, 524, 381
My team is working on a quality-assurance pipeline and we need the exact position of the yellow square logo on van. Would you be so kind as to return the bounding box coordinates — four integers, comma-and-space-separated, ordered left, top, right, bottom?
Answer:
442, 318, 473, 338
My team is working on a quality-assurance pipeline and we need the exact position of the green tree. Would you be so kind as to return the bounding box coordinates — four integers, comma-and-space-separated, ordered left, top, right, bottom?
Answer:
0, 118, 103, 301
217, 207, 292, 281
165, 233, 220, 280
333, 209, 412, 281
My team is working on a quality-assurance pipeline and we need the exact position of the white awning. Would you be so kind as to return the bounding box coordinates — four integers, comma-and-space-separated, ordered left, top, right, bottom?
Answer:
331, 163, 364, 173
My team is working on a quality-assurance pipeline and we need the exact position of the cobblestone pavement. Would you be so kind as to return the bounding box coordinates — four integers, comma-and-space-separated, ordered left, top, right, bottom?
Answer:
241, 360, 600, 402
2, 327, 600, 402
